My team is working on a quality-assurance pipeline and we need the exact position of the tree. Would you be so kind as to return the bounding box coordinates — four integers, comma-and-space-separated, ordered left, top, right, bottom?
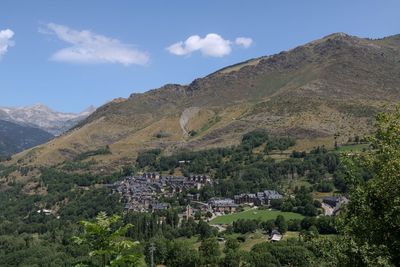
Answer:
261, 219, 276, 233
222, 237, 242, 267
287, 219, 302, 231
224, 237, 240, 252
221, 249, 241, 267
232, 219, 258, 234
165, 240, 199, 267
338, 106, 400, 266
315, 181, 334, 192
121, 165, 135, 176
197, 219, 215, 239
145, 238, 168, 266
72, 212, 144, 267
270, 199, 283, 210
199, 238, 221, 266
248, 241, 314, 267
275, 215, 288, 234
241, 129, 269, 151
308, 225, 319, 238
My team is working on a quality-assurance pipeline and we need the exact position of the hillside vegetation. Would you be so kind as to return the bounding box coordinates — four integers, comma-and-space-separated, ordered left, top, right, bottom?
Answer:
0, 119, 53, 156
9, 33, 400, 178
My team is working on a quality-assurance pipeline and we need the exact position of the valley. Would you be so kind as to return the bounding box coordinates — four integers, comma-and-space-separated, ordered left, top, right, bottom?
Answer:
1, 30, 400, 266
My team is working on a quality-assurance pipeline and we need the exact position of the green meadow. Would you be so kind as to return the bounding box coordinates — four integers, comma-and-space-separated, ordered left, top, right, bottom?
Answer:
210, 209, 304, 225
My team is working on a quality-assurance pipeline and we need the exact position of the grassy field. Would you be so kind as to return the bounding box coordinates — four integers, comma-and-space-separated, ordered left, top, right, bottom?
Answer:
175, 230, 326, 256
210, 209, 304, 225
282, 231, 300, 240
286, 178, 312, 191
337, 143, 369, 153
223, 231, 300, 251
177, 231, 268, 252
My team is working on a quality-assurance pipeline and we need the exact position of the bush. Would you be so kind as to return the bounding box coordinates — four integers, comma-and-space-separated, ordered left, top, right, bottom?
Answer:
315, 181, 334, 192
270, 199, 283, 209
233, 219, 259, 234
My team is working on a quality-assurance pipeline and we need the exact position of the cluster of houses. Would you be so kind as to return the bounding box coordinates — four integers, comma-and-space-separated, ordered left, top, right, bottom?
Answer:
185, 190, 284, 216
208, 198, 239, 213
114, 173, 212, 212
113, 172, 289, 234
182, 198, 239, 220
233, 190, 283, 206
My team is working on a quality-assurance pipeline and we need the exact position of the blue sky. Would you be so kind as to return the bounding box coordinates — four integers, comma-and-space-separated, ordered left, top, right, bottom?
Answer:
1, 0, 399, 113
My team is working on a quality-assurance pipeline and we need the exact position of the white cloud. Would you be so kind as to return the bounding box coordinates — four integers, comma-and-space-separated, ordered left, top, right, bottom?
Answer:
167, 33, 253, 57
167, 33, 232, 57
235, 37, 253, 48
41, 23, 149, 66
0, 29, 15, 59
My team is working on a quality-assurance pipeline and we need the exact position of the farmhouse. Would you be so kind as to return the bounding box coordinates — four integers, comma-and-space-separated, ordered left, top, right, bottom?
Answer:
322, 196, 339, 207
269, 229, 283, 242
37, 209, 53, 215
234, 190, 283, 206
208, 198, 238, 213
322, 196, 349, 216
188, 174, 211, 184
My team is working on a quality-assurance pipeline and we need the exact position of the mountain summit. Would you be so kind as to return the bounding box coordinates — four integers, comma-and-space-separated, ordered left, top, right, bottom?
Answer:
12, 33, 400, 170
0, 104, 95, 135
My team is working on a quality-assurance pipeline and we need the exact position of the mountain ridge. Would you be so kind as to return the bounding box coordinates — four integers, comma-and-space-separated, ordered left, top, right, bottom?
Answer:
9, 32, 400, 174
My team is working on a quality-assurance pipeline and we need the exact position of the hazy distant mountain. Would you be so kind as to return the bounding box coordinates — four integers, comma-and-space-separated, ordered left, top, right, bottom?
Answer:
0, 104, 96, 135
0, 119, 53, 156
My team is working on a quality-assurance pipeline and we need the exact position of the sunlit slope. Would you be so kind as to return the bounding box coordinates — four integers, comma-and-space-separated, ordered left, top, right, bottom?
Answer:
13, 33, 400, 172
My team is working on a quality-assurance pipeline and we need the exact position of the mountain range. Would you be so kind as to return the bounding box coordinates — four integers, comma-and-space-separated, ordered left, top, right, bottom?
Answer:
0, 104, 95, 136
9, 32, 400, 173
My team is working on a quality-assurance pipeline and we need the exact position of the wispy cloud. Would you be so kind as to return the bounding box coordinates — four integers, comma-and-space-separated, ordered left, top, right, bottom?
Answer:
235, 37, 253, 48
0, 29, 15, 59
167, 33, 252, 57
41, 23, 149, 66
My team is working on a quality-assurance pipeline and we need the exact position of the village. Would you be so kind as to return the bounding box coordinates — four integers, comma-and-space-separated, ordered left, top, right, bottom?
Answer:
114, 173, 285, 214
112, 172, 348, 243
114, 172, 212, 213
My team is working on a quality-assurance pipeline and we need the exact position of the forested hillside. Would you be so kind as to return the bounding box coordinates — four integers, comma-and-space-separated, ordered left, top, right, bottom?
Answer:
1, 107, 399, 266
0, 119, 53, 156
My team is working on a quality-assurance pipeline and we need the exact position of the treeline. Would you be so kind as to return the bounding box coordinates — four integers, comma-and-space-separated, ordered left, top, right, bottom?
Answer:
230, 215, 336, 235
136, 130, 297, 176
142, 234, 322, 267
124, 211, 218, 241
279, 186, 321, 216
141, 232, 342, 267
